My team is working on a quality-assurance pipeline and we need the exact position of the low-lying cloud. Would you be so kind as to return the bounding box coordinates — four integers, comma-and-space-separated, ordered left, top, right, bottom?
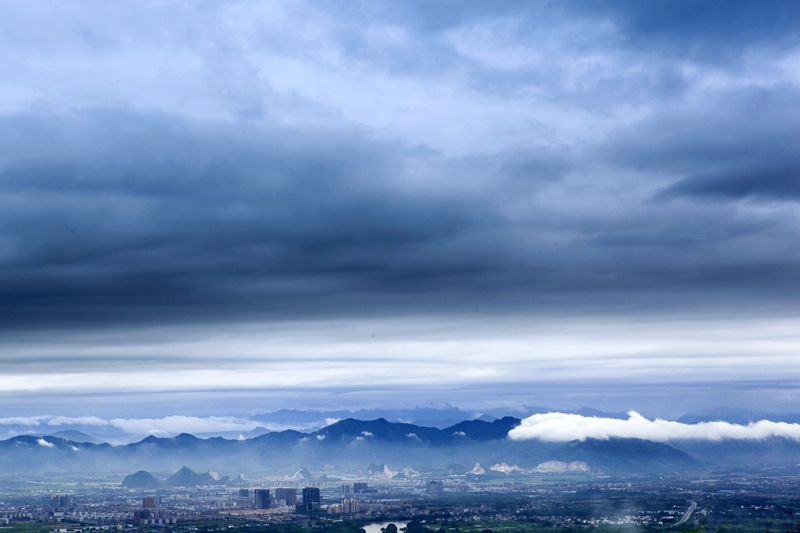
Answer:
0, 415, 261, 441
108, 416, 260, 436
0, 415, 107, 427
508, 411, 800, 442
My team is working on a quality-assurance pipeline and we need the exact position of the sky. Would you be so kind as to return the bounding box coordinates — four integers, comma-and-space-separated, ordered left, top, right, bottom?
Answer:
2, 1, 800, 430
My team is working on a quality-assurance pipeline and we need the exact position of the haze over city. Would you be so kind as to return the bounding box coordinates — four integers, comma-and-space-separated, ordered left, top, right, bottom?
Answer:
2, 0, 800, 437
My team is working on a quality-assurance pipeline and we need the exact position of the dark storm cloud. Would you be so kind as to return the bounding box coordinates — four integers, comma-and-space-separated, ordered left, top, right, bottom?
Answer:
564, 0, 800, 61
338, 0, 800, 106
661, 167, 800, 201
0, 113, 485, 324
608, 84, 800, 169
362, 0, 800, 54
2, 110, 565, 326
2, 108, 799, 332
603, 84, 800, 205
1, 0, 800, 334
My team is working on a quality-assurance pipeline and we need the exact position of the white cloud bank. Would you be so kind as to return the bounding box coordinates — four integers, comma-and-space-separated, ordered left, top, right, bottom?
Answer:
508, 412, 800, 442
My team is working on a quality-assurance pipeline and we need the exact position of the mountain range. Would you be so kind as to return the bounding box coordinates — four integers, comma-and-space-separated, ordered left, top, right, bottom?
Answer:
5, 415, 800, 482
6, 406, 800, 445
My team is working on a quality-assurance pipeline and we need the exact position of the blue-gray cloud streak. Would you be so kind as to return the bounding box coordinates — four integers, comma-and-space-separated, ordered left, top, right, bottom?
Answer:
1, 1, 799, 411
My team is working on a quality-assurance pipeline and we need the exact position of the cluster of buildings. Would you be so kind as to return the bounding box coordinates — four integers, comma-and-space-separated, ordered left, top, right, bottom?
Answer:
326, 498, 360, 514
196, 485, 363, 515
50, 495, 71, 509
0, 511, 34, 525
240, 485, 366, 515
1, 481, 381, 529
133, 498, 177, 525
132, 508, 176, 525
238, 488, 298, 510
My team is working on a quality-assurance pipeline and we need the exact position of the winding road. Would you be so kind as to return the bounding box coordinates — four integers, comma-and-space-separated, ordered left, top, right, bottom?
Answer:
674, 500, 698, 527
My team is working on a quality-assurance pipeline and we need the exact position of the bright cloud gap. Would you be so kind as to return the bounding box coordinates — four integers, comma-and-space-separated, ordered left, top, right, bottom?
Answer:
508, 412, 800, 442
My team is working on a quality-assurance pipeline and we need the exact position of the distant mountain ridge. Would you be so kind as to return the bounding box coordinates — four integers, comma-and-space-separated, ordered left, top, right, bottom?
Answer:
122, 467, 229, 488
0, 406, 650, 443
43, 430, 104, 444
166, 466, 229, 487
677, 407, 800, 425
314, 416, 521, 445
7, 415, 800, 479
7, 406, 798, 445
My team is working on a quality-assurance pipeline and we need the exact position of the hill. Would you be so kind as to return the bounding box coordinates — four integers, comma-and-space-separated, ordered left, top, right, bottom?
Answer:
121, 470, 159, 488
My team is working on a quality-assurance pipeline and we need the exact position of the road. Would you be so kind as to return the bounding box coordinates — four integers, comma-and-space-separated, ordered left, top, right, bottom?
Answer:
674, 500, 698, 527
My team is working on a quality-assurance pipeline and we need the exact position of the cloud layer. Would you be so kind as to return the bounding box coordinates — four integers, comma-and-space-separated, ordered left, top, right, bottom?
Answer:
2, 1, 800, 331
1, 1, 800, 412
508, 412, 800, 442
0, 414, 260, 439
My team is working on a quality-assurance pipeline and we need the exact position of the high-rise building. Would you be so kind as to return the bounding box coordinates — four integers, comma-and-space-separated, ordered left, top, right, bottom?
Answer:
274, 488, 297, 507
353, 482, 368, 493
133, 510, 150, 524
49, 495, 70, 509
427, 480, 444, 494
340, 484, 352, 496
328, 499, 360, 515
142, 496, 156, 508
300, 487, 320, 513
342, 499, 359, 514
238, 489, 250, 498
254, 489, 271, 509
